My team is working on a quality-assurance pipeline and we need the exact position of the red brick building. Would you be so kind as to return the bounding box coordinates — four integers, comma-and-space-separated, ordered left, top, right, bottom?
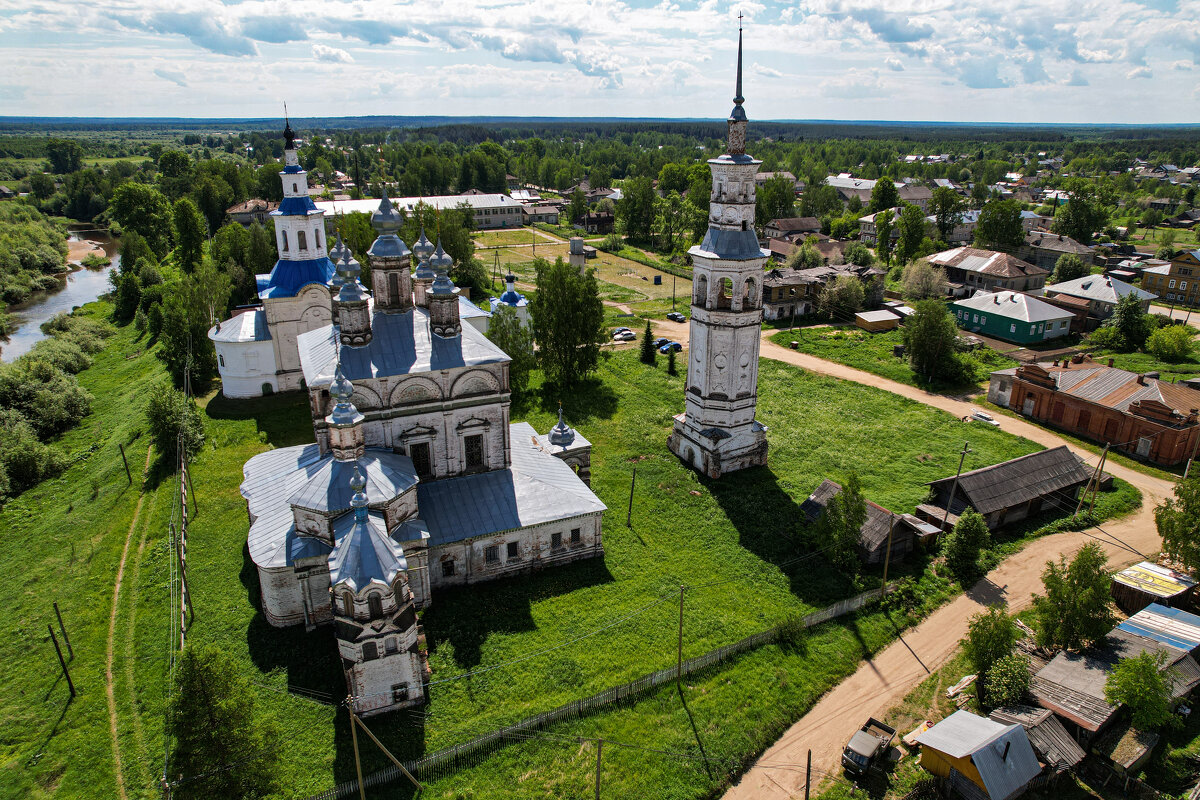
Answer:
988, 358, 1200, 466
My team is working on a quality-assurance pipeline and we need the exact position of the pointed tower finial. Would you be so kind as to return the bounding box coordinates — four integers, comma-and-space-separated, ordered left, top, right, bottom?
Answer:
734, 13, 744, 108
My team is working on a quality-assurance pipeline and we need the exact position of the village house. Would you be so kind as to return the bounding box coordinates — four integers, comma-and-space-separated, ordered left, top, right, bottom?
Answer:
987, 358, 1200, 466
1018, 230, 1096, 271
1140, 249, 1200, 307
520, 204, 560, 225
988, 707, 1085, 777
226, 198, 279, 226
317, 193, 526, 230
579, 211, 614, 234
915, 446, 1093, 532
763, 216, 821, 241
915, 711, 1042, 800
950, 291, 1074, 344
760, 263, 884, 320
857, 208, 902, 245
800, 479, 918, 565
755, 171, 800, 191
1042, 274, 1155, 319
927, 247, 1049, 295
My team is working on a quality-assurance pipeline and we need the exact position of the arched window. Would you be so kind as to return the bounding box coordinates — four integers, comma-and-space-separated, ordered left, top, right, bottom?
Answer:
292, 182, 298, 193
281, 230, 289, 252
342, 590, 355, 615
218, 353, 225, 367
314, 228, 322, 249
742, 277, 758, 309
717, 277, 733, 310
694, 274, 708, 307
368, 592, 384, 618
298, 230, 308, 251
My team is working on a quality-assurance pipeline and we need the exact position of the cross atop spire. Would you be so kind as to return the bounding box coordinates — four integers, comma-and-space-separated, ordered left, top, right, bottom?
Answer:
729, 17, 747, 123
283, 102, 296, 150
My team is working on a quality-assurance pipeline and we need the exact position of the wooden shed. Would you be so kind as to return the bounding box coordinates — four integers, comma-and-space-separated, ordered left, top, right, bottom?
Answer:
916, 711, 1042, 800
800, 479, 916, 565
855, 309, 901, 332
989, 705, 1085, 775
1110, 562, 1198, 615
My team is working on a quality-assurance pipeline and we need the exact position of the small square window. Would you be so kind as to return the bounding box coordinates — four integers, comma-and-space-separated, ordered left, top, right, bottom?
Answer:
442, 560, 455, 577
385, 637, 398, 654
1170, 279, 1177, 288
1010, 324, 1016, 333
570, 528, 581, 545
465, 434, 485, 470
485, 544, 499, 563
507, 541, 519, 560
392, 683, 409, 703
551, 532, 563, 550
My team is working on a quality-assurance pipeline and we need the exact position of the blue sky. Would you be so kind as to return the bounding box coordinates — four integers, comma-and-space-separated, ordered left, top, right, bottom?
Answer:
0, 0, 1197, 122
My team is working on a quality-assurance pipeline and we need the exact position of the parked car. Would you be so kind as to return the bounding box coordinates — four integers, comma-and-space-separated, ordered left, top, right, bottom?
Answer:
613, 331, 636, 342
653, 337, 670, 348
666, 311, 686, 322
969, 409, 1000, 427
612, 326, 632, 335
658, 341, 682, 353
842, 718, 896, 775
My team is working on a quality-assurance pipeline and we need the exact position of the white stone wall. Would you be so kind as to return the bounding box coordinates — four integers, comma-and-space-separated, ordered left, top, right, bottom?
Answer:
215, 339, 279, 398
265, 285, 333, 391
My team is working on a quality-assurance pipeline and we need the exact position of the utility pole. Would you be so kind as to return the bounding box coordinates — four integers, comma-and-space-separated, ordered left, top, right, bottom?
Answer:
1090, 444, 1109, 516
805, 749, 811, 800
594, 738, 603, 800
49, 624, 74, 698
676, 585, 686, 685
626, 468, 636, 527
53, 601, 72, 659
672, 275, 676, 311
348, 703, 366, 800
1186, 427, 1200, 480
941, 442, 972, 533
1076, 442, 1108, 517
881, 513, 896, 589
350, 711, 422, 790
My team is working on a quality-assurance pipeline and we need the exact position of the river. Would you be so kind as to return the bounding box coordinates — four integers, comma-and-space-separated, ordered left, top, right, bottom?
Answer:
1, 231, 121, 362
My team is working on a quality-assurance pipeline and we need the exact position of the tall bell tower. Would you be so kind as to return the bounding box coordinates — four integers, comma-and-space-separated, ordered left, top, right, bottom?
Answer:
667, 22, 768, 478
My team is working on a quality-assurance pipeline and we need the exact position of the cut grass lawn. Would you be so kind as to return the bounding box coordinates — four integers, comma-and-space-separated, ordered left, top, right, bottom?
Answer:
472, 229, 545, 248
0, 304, 1142, 800
770, 326, 1019, 396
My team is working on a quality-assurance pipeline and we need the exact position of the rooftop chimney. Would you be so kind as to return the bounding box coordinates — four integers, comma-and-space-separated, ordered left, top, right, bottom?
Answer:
1108, 357, 1114, 367
1137, 374, 1146, 385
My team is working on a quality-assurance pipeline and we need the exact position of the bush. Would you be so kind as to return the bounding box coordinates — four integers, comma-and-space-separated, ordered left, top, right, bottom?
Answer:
984, 653, 1031, 708
1088, 324, 1126, 351
146, 383, 206, 463
81, 252, 110, 269
1147, 325, 1194, 362
1105, 651, 1178, 730
0, 357, 92, 439
0, 407, 65, 502
599, 232, 623, 253
941, 507, 990, 581
25, 337, 91, 374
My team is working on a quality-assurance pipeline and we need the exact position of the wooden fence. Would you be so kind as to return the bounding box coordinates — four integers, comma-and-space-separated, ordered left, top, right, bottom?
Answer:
302, 585, 887, 800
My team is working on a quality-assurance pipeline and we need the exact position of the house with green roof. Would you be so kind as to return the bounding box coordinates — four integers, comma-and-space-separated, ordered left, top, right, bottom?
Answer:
950, 290, 1074, 344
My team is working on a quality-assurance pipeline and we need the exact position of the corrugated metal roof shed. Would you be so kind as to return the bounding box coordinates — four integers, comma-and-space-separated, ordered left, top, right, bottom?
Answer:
1113, 562, 1197, 601
1118, 603, 1200, 653
927, 446, 1091, 515
917, 711, 1041, 800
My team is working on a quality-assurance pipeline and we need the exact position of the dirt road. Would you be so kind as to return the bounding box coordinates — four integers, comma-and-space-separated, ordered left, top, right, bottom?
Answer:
715, 335, 1174, 800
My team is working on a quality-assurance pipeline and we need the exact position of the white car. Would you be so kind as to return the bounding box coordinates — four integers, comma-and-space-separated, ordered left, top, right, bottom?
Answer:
613, 331, 636, 342
970, 409, 1000, 427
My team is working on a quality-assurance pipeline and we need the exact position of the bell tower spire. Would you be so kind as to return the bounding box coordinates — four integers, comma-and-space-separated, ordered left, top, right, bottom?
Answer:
728, 14, 748, 155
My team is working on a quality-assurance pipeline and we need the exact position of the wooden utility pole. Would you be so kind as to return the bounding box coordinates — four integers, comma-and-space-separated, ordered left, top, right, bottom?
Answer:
118, 443, 132, 484
671, 275, 676, 311
941, 442, 972, 533
1185, 428, 1200, 480
1090, 445, 1109, 516
53, 601, 72, 659
626, 468, 636, 527
594, 738, 603, 800
350, 711, 422, 790
49, 624, 74, 698
881, 513, 896, 589
805, 749, 811, 800
185, 467, 198, 517
1076, 443, 1108, 517
348, 703, 366, 800
676, 585, 686, 685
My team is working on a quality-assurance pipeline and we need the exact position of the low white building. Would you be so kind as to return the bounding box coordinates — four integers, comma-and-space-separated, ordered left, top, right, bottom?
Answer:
210, 309, 277, 397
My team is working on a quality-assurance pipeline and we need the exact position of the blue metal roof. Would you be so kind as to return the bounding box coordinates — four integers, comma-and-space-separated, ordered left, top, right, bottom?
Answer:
692, 228, 768, 260
283, 164, 304, 174
273, 196, 320, 216
258, 256, 336, 299
1118, 603, 1200, 654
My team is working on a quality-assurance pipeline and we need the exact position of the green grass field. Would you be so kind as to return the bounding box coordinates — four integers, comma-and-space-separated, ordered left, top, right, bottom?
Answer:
0, 302, 1143, 799
473, 229, 545, 248
770, 327, 1019, 395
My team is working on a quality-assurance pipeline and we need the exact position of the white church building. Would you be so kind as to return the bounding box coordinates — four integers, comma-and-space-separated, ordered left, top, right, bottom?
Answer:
228, 125, 605, 717
667, 28, 769, 478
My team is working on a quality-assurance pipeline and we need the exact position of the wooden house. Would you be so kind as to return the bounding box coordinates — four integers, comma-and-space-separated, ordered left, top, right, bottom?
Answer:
989, 706, 1085, 776
800, 479, 916, 565
915, 711, 1042, 800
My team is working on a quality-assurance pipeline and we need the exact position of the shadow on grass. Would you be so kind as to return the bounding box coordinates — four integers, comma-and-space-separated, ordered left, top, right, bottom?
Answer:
205, 391, 314, 449
421, 556, 615, 671
331, 703, 426, 794
702, 465, 858, 606
511, 376, 620, 422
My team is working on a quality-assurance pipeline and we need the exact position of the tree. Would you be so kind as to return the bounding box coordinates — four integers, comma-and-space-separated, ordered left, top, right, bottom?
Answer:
193, 174, 234, 233
817, 274, 865, 321
1146, 325, 1194, 362
529, 257, 604, 386
246, 222, 275, 275
821, 473, 867, 573
0, 407, 65, 502
929, 186, 965, 242
971, 179, 989, 207
159, 264, 232, 391
111, 182, 175, 260
667, 347, 678, 376
902, 261, 948, 300
654, 191, 702, 251
984, 654, 1031, 709
1109, 293, 1153, 352
964, 605, 1017, 691
567, 189, 588, 225
616, 177, 656, 242
941, 506, 990, 580
843, 241, 874, 267
1156, 471, 1200, 573
1105, 651, 1178, 730
254, 162, 285, 202
1053, 183, 1106, 245
757, 175, 796, 226
1031, 542, 1115, 651
974, 199, 1024, 252
868, 179, 900, 213
639, 318, 656, 365
485, 306, 535, 394
28, 172, 55, 200
170, 644, 279, 799
896, 204, 930, 265
146, 382, 206, 462
875, 209, 894, 267
902, 300, 968, 384
1051, 252, 1088, 284
657, 162, 689, 194
686, 163, 711, 217
784, 243, 823, 271
173, 198, 207, 273
45, 139, 84, 174
158, 149, 192, 179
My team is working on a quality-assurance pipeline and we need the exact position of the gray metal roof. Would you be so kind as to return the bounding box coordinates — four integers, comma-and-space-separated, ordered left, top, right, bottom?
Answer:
917, 711, 1040, 800
989, 705, 1085, 771
954, 291, 1073, 324
328, 509, 407, 593
691, 228, 768, 261
1046, 275, 1156, 303
209, 308, 271, 343
287, 452, 418, 514
1118, 603, 1200, 653
297, 303, 509, 385
927, 446, 1091, 515
416, 423, 606, 546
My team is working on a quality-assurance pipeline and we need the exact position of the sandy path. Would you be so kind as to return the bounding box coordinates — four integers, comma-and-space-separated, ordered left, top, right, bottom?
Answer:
105, 445, 152, 800
720, 337, 1174, 800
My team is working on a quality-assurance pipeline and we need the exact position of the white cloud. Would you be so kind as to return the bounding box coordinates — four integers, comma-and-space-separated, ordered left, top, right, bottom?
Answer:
819, 68, 887, 98
312, 43, 353, 63
884, 57, 904, 71
1127, 66, 1153, 79
153, 67, 187, 87
753, 62, 784, 78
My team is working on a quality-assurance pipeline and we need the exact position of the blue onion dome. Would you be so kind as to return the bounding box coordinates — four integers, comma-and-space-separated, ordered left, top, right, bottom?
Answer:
499, 274, 522, 305
330, 365, 353, 402
430, 241, 455, 295
328, 365, 362, 426
412, 226, 435, 261
548, 403, 576, 447
431, 241, 453, 271
371, 191, 402, 234
338, 248, 361, 282
328, 232, 348, 289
